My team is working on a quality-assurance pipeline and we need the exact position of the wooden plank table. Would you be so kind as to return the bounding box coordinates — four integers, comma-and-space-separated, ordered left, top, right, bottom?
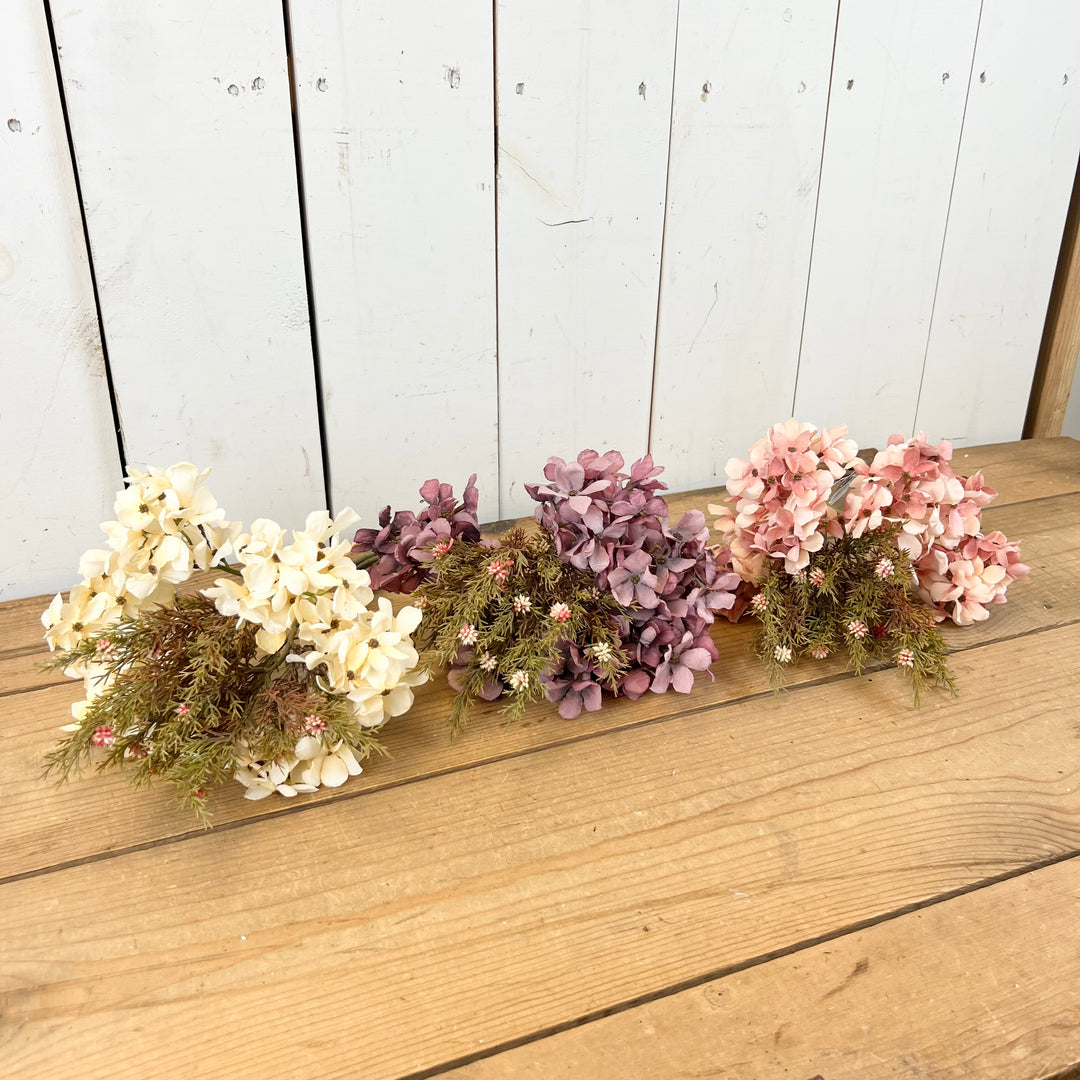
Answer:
1, 437, 1078, 1080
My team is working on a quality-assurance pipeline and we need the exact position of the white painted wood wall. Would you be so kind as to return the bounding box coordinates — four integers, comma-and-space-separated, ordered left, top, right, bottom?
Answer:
2, 0, 1078, 599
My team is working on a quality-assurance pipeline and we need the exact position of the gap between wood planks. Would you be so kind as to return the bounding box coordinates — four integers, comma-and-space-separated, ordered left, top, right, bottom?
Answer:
4, 609, 1076, 892
394, 845, 1080, 1080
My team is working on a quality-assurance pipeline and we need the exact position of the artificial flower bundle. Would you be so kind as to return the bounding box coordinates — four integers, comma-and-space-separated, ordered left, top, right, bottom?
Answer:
527, 451, 741, 711
42, 430, 1028, 822
42, 464, 425, 822
352, 451, 741, 727
710, 420, 1028, 698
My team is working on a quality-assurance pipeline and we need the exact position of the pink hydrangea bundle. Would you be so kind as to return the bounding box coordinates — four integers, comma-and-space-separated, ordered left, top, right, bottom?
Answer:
711, 419, 860, 580
712, 421, 1028, 626
847, 434, 1028, 625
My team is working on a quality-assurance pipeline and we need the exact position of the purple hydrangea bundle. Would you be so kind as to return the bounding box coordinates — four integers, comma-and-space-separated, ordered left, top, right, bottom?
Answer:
527, 450, 741, 716
352, 476, 482, 593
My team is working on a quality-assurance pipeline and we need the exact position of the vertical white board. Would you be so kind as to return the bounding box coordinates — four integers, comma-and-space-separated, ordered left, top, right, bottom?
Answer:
496, 0, 679, 516
50, 1, 325, 528
0, 0, 121, 601
289, 3, 498, 520
916, 1, 1080, 446
650, 1, 838, 489
793, 0, 982, 446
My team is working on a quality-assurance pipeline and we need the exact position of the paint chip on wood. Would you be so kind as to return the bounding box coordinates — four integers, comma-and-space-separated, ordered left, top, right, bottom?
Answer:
7, 118, 22, 132
252, 76, 265, 91
316, 77, 328, 92
701, 81, 711, 101
942, 72, 950, 83
515, 82, 524, 95
798, 80, 806, 94
846, 78, 854, 90
227, 83, 239, 96
445, 66, 461, 89
638, 81, 647, 99
979, 70, 987, 83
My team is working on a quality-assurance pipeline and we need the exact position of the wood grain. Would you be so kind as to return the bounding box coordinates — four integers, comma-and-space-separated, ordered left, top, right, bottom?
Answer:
1, 627, 1077, 1079
0, 0, 121, 602
916, 0, 1080, 446
1026, 159, 1080, 438
446, 856, 1080, 1080
2, 447, 1077, 878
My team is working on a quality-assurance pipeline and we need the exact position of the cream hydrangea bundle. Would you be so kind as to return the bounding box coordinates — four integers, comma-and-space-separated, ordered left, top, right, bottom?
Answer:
43, 464, 425, 822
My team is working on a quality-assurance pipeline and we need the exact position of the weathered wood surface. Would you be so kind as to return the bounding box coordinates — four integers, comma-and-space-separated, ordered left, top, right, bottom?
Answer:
494, 0, 679, 517
648, 0, 837, 490
1, 438, 1078, 1079
795, 0, 982, 444
50, 0, 326, 528
288, 0, 500, 521
916, 0, 1080, 446
0, 0, 121, 602
447, 856, 1080, 1080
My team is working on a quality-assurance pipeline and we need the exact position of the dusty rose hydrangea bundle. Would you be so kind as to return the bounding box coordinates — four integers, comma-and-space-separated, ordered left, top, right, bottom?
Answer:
351, 476, 481, 593
528, 450, 740, 712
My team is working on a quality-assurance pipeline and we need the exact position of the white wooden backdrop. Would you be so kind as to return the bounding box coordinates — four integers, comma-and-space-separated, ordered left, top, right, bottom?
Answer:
2, 0, 1078, 599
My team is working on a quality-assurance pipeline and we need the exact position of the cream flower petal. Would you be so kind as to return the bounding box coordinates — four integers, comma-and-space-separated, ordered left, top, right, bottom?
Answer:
320, 755, 350, 787
294, 758, 323, 788
294, 736, 322, 760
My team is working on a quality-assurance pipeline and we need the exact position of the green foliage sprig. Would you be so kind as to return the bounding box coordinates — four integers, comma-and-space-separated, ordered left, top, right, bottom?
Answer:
753, 528, 955, 703
414, 527, 627, 732
43, 596, 386, 825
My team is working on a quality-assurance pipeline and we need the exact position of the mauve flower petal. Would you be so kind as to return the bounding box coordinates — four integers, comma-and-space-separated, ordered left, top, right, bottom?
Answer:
671, 664, 697, 693
650, 665, 672, 693
581, 506, 605, 533
479, 676, 504, 701
555, 462, 585, 492
678, 647, 713, 671
558, 693, 583, 719
635, 584, 659, 609
581, 683, 603, 711
418, 478, 442, 503
621, 668, 652, 699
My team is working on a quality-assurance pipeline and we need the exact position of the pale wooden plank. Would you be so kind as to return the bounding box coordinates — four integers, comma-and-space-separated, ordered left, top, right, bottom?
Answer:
2, 483, 1076, 877
1, 628, 1078, 1079
289, 2, 499, 520
916, 0, 1080, 446
794, 0, 982, 446
447, 857, 1080, 1080
495, 0, 679, 517
1025, 162, 1080, 438
0, 0, 121, 602
50, 1, 325, 528
650, 1, 838, 490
